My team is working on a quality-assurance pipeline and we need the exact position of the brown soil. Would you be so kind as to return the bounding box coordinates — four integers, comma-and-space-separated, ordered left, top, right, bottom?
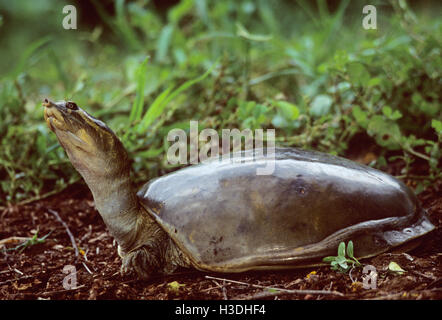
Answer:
0, 175, 441, 300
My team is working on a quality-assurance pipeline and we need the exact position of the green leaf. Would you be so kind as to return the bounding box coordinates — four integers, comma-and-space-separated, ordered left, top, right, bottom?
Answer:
388, 261, 406, 275
391, 111, 402, 120
237, 101, 256, 120
352, 106, 368, 128
271, 114, 289, 128
415, 183, 425, 195
367, 115, 402, 149
382, 106, 402, 120
167, 281, 185, 293
347, 62, 370, 87
323, 256, 337, 262
310, 95, 332, 117
335, 256, 348, 269
376, 156, 388, 167
367, 77, 382, 87
382, 106, 392, 117
338, 242, 346, 257
431, 119, 442, 134
274, 101, 300, 120
347, 240, 354, 258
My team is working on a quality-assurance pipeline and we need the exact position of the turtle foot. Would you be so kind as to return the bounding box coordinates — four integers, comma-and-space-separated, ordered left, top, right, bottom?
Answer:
120, 246, 162, 279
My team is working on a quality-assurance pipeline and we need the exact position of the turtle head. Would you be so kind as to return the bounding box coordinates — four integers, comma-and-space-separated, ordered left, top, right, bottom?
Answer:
43, 99, 155, 269
43, 99, 130, 180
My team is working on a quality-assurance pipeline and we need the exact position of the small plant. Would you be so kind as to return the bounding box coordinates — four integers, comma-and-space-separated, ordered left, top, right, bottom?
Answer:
5, 230, 52, 253
388, 261, 406, 275
167, 281, 186, 294
323, 241, 361, 272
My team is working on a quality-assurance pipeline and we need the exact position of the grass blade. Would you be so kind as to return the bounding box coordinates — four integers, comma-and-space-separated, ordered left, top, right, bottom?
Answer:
156, 24, 174, 62
137, 61, 217, 132
160, 62, 217, 109
129, 56, 149, 124
115, 0, 142, 50
137, 86, 173, 133
6, 36, 51, 79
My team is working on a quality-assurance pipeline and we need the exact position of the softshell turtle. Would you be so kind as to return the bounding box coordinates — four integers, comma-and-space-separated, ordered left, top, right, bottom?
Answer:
43, 99, 435, 278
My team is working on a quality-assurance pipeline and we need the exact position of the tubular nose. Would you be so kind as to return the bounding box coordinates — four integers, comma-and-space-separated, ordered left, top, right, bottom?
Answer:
43, 98, 57, 108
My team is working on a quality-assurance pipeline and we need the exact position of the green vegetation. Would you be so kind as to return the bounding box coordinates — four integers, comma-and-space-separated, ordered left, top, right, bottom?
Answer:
0, 0, 440, 205
3, 230, 53, 253
388, 261, 406, 275
323, 241, 362, 272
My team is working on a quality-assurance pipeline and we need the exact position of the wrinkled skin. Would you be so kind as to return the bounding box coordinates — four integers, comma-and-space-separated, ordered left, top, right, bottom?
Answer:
44, 99, 435, 278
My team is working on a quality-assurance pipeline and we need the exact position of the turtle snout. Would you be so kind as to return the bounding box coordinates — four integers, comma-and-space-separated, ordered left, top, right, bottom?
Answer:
42, 98, 57, 108
43, 100, 67, 132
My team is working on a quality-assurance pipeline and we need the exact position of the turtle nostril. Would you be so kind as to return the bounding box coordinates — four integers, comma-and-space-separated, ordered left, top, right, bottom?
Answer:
43, 98, 53, 108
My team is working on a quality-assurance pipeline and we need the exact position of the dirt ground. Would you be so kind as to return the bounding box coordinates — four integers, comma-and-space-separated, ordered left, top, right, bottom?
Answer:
0, 168, 441, 300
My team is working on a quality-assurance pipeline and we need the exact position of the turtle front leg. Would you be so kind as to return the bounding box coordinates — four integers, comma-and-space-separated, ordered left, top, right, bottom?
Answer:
120, 242, 190, 279
118, 221, 169, 279
120, 245, 164, 279
119, 224, 191, 279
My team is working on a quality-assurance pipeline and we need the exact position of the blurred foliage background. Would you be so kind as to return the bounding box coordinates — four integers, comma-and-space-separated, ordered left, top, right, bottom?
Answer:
0, 0, 440, 206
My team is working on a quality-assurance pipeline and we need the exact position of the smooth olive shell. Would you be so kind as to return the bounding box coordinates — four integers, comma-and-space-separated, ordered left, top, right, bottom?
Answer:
137, 148, 434, 272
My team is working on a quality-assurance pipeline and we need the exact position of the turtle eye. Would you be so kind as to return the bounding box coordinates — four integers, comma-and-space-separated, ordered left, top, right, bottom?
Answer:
66, 102, 78, 111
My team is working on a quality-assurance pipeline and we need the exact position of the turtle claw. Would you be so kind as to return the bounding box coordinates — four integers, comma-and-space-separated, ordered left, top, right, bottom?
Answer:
120, 247, 161, 280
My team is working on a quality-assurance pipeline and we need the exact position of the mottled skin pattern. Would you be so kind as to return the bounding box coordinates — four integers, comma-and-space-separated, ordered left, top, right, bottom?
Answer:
43, 100, 435, 279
